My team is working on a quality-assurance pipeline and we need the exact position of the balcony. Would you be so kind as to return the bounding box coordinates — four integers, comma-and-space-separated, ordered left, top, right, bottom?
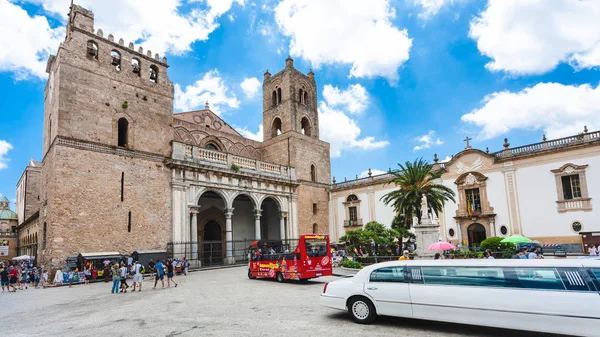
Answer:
171, 142, 296, 181
344, 219, 363, 227
557, 198, 592, 213
0, 231, 17, 238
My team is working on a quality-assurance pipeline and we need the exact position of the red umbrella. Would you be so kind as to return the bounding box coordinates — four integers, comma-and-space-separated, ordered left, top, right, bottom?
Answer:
427, 242, 456, 250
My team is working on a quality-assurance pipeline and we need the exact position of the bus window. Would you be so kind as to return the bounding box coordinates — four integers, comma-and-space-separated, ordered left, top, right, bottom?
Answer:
305, 239, 327, 257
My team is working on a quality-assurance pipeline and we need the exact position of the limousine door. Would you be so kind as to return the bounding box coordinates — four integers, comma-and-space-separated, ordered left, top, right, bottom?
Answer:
363, 266, 412, 318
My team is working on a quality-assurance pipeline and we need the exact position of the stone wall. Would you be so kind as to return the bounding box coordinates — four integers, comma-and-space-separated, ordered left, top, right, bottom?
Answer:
46, 4, 174, 158
41, 145, 171, 267
24, 168, 41, 221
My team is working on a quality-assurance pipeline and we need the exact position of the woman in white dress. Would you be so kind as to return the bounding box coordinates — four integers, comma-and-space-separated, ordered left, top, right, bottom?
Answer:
53, 269, 64, 284
589, 244, 598, 256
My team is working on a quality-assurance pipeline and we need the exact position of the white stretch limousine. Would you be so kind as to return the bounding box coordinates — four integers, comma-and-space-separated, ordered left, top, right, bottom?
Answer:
321, 259, 600, 336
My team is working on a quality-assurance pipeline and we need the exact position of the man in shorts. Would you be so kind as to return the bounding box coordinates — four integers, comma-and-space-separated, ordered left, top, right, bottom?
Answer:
132, 261, 143, 292
8, 265, 18, 292
153, 260, 165, 289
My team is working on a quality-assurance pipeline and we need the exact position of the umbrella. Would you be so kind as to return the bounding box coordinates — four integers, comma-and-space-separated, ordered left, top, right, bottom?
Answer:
500, 235, 532, 243
427, 242, 456, 250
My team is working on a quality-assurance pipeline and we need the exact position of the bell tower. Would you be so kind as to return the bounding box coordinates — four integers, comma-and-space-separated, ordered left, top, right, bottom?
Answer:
261, 57, 330, 236
262, 56, 319, 141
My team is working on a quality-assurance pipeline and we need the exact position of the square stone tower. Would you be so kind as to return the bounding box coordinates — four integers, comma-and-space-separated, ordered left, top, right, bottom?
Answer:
39, 4, 173, 267
261, 57, 331, 235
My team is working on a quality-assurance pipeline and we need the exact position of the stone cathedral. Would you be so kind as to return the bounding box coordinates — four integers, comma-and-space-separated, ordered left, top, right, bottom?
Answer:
15, 4, 330, 268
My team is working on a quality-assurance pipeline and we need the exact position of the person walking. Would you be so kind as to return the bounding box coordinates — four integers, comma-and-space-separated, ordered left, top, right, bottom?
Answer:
111, 263, 120, 294
132, 261, 143, 292
119, 263, 129, 293
166, 260, 178, 288
153, 260, 165, 289
1, 264, 10, 292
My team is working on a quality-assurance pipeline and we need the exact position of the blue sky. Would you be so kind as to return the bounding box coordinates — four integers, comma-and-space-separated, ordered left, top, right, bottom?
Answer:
1, 0, 600, 208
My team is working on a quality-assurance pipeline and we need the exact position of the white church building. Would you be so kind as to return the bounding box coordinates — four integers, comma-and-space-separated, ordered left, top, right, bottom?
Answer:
329, 129, 600, 253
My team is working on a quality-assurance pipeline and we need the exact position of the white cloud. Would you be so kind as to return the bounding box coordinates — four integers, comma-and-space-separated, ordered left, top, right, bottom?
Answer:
240, 77, 261, 98
322, 84, 368, 114
414, 0, 456, 19
0, 0, 64, 79
413, 130, 443, 151
174, 69, 240, 114
440, 155, 452, 163
469, 0, 600, 75
461, 82, 600, 140
274, 0, 412, 80
359, 168, 387, 178
0, 140, 13, 170
319, 102, 389, 157
6, 0, 242, 79
236, 124, 263, 142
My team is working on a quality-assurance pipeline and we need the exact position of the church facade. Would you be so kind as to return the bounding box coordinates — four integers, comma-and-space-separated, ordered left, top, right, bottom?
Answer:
330, 130, 600, 253
15, 4, 330, 268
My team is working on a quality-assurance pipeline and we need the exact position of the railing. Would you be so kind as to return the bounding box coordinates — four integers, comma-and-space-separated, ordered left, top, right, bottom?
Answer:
495, 130, 600, 159
343, 219, 363, 227
333, 173, 394, 189
198, 148, 227, 164
172, 142, 295, 180
0, 231, 17, 237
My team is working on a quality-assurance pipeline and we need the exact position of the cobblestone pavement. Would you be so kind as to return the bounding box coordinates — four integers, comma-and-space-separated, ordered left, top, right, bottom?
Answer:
0, 266, 566, 337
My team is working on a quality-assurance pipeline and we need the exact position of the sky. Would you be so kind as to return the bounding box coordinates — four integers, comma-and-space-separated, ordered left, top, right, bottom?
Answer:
1, 0, 600, 209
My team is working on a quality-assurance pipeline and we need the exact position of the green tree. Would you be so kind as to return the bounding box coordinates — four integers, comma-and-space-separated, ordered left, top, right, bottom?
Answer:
380, 158, 456, 226
340, 221, 399, 255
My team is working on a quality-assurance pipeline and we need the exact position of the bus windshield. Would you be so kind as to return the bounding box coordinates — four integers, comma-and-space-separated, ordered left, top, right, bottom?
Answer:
305, 239, 328, 257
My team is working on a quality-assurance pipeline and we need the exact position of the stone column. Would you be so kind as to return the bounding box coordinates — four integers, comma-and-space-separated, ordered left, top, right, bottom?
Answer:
225, 208, 235, 264
254, 208, 262, 240
190, 207, 199, 259
279, 212, 287, 241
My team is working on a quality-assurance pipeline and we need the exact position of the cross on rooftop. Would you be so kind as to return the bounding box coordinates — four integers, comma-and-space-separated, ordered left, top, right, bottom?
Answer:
464, 136, 472, 149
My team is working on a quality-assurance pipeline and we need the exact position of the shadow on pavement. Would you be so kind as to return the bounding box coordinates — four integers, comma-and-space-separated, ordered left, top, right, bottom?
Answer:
325, 312, 570, 337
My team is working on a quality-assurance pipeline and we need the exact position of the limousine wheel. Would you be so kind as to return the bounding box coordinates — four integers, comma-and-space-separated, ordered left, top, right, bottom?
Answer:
348, 296, 376, 324
276, 272, 284, 283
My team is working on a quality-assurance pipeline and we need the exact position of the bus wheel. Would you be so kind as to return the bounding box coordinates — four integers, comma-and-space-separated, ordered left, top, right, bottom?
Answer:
276, 272, 284, 283
348, 296, 376, 324
248, 269, 255, 279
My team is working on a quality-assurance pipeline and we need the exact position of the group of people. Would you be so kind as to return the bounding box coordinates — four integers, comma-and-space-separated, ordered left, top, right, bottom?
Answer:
109, 258, 183, 294
0, 261, 49, 292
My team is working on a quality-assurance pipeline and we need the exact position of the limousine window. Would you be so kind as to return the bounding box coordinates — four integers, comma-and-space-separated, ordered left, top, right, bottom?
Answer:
370, 267, 405, 283
514, 268, 564, 290
558, 269, 588, 291
421, 267, 507, 288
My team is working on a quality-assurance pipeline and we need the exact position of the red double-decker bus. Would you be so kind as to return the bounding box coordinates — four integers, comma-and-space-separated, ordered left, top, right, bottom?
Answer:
247, 234, 332, 282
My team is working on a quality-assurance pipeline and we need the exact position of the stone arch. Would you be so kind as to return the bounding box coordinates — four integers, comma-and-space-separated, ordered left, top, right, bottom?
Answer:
174, 127, 196, 145
467, 223, 487, 248
455, 171, 488, 186
194, 188, 231, 208
112, 112, 135, 148
149, 64, 159, 83
271, 117, 282, 138
310, 163, 317, 182
260, 196, 282, 240
229, 191, 259, 209
300, 116, 312, 136
87, 40, 98, 59
110, 50, 121, 71
199, 135, 226, 152
257, 195, 286, 212
131, 57, 141, 76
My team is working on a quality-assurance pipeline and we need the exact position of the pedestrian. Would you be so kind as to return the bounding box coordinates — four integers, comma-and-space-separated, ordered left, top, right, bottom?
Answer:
41, 270, 49, 288
8, 265, 18, 292
589, 244, 598, 256
111, 263, 120, 294
84, 267, 91, 285
398, 250, 410, 260
1, 264, 9, 292
153, 260, 165, 289
132, 261, 143, 292
166, 260, 178, 288
119, 263, 129, 293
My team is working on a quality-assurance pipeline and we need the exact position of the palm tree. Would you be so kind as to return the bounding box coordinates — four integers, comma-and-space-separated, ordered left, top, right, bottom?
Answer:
381, 158, 456, 225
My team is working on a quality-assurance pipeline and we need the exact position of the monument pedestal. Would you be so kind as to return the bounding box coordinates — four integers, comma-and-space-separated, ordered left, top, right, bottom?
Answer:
414, 221, 440, 259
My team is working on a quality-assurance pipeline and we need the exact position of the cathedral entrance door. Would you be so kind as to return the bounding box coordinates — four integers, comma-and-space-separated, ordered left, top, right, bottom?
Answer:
203, 220, 223, 266
467, 223, 487, 249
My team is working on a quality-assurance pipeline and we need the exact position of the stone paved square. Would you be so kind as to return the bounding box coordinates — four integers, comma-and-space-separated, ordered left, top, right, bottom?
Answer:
0, 266, 566, 337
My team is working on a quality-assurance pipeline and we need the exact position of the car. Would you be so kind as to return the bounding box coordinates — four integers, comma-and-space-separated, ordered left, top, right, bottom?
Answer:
320, 259, 600, 336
